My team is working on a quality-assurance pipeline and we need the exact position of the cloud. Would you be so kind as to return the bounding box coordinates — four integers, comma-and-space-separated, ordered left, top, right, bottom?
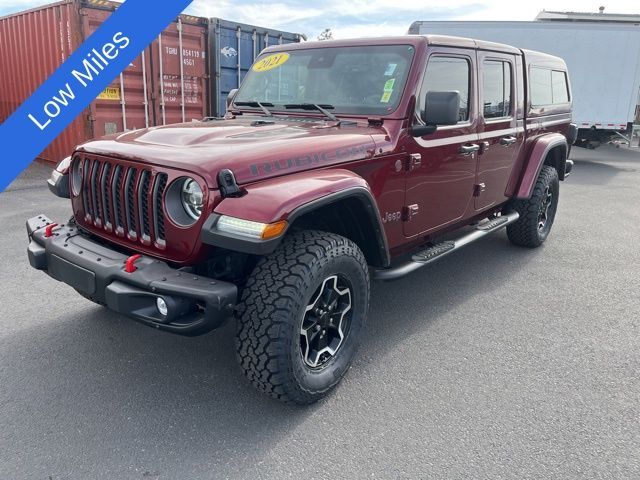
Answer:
3, 0, 639, 40
329, 21, 414, 39
0, 0, 44, 16
187, 0, 640, 39
186, 0, 489, 39
188, 1, 323, 25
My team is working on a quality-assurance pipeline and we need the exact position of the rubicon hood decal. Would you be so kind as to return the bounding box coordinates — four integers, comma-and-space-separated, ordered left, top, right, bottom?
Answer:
249, 144, 373, 177
77, 118, 381, 187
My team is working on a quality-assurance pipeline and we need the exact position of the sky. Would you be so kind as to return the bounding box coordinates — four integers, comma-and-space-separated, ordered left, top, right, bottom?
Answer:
0, 0, 638, 39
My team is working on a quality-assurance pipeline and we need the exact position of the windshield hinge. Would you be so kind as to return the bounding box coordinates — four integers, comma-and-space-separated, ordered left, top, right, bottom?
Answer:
218, 169, 242, 198
368, 118, 384, 127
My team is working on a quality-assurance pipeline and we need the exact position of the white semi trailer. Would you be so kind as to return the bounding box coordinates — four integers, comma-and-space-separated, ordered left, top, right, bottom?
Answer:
408, 20, 640, 148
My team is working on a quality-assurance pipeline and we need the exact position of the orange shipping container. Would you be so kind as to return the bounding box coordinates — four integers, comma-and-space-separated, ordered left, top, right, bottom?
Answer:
0, 0, 209, 164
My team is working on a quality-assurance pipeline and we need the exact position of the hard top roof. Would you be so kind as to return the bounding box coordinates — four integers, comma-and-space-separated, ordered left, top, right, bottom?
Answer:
264, 34, 565, 66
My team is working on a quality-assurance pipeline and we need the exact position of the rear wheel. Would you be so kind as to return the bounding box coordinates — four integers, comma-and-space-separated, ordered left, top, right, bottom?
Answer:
235, 230, 370, 405
505, 165, 559, 248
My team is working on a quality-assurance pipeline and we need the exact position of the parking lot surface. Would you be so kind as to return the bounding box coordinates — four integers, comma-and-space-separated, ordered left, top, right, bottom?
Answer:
1, 145, 639, 479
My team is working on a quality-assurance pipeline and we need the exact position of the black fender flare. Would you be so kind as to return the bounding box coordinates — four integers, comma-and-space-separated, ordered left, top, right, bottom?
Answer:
201, 184, 390, 266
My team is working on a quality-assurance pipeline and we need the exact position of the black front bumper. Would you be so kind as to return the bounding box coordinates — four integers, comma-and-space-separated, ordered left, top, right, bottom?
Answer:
27, 215, 237, 336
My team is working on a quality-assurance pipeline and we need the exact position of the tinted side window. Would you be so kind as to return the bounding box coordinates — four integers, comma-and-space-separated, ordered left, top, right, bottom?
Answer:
530, 67, 569, 106
419, 56, 470, 122
483, 60, 512, 118
530, 67, 553, 106
552, 70, 569, 103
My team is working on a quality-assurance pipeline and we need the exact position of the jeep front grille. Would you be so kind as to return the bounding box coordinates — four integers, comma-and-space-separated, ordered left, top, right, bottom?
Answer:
74, 156, 169, 247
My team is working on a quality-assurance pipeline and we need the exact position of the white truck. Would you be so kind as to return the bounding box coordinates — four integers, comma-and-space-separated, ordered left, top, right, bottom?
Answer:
408, 20, 640, 148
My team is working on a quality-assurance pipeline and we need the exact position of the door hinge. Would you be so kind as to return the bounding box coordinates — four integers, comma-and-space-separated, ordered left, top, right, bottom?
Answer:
406, 153, 421, 171
402, 204, 419, 221
473, 183, 486, 197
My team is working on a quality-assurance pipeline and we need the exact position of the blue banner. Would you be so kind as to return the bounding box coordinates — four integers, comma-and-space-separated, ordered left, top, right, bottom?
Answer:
0, 0, 194, 192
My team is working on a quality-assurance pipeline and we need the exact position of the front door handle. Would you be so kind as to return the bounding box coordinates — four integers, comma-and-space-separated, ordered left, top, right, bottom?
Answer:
459, 143, 480, 155
500, 136, 517, 146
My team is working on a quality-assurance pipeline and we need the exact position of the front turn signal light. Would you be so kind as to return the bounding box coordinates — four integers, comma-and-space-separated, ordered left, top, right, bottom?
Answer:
261, 220, 287, 239
216, 216, 288, 240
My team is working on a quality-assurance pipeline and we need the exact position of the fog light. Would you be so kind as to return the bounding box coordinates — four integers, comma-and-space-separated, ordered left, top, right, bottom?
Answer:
156, 297, 168, 316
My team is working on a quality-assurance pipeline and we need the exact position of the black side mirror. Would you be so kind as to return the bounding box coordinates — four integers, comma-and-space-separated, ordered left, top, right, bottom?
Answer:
410, 91, 461, 137
424, 91, 461, 126
410, 124, 437, 137
226, 88, 238, 110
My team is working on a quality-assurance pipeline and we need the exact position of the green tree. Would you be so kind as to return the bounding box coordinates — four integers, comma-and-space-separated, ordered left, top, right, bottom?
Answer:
317, 28, 333, 41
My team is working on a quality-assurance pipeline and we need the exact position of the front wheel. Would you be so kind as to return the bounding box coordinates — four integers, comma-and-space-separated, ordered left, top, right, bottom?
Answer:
505, 165, 560, 248
235, 230, 370, 405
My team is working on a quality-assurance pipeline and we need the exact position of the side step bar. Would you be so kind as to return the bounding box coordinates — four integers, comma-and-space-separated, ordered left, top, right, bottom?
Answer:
373, 212, 520, 281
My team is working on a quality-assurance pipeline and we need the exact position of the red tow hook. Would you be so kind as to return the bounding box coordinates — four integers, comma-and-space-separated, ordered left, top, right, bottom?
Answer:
44, 223, 59, 238
124, 254, 143, 273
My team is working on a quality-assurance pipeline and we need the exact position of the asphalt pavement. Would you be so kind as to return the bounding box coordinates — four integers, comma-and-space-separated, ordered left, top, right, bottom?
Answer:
1, 145, 639, 479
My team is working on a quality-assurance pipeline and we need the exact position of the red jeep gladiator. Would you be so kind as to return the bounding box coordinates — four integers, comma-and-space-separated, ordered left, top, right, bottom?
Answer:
29, 35, 576, 404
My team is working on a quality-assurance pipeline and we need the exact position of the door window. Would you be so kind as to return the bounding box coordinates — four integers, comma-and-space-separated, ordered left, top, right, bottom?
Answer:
418, 56, 470, 123
482, 60, 512, 119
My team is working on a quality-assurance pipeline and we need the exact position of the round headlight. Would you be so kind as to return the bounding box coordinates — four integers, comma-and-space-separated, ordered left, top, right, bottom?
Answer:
181, 178, 203, 220
165, 177, 206, 227
71, 157, 83, 196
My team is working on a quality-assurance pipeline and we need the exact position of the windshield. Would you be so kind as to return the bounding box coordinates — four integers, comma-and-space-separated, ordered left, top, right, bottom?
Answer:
233, 45, 415, 116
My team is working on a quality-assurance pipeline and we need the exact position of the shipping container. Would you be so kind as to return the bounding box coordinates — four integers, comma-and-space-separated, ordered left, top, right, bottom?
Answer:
0, 0, 302, 163
0, 0, 87, 164
208, 18, 304, 117
408, 20, 640, 146
0, 0, 208, 163
82, 4, 210, 137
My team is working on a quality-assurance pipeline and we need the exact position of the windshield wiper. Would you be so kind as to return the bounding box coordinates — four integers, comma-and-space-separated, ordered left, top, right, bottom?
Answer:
284, 103, 339, 122
234, 101, 274, 116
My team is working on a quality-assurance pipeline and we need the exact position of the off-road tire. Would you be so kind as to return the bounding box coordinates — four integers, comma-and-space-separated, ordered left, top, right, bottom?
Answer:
236, 230, 370, 405
505, 165, 560, 248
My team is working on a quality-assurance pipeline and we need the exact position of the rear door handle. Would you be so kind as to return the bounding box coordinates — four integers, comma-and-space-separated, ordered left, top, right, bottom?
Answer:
459, 144, 480, 155
500, 136, 517, 146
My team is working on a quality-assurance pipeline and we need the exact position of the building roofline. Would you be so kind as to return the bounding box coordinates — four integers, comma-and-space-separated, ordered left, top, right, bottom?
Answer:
536, 10, 640, 23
